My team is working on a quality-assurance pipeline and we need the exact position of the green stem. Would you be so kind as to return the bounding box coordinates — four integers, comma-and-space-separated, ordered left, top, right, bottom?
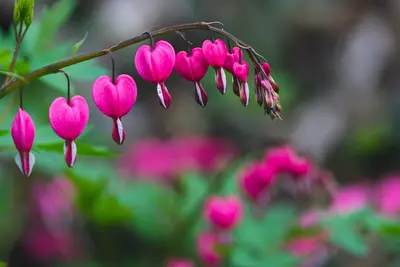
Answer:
0, 21, 259, 99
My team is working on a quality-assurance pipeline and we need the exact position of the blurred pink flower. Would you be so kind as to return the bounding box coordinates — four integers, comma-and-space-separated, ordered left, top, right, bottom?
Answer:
263, 145, 311, 178
203, 195, 243, 230
118, 136, 237, 179
197, 232, 221, 266
299, 210, 321, 228
239, 162, 274, 202
375, 174, 400, 217
24, 177, 79, 261
286, 235, 325, 256
166, 259, 195, 267
329, 184, 370, 214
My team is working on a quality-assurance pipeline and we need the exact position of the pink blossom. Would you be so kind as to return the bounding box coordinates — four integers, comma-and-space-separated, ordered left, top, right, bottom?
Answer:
375, 174, 400, 217
118, 136, 237, 180
48, 95, 89, 167
92, 74, 137, 144
233, 61, 250, 106
204, 195, 243, 230
286, 236, 324, 256
202, 39, 228, 94
166, 259, 195, 267
11, 108, 35, 176
134, 40, 175, 109
175, 47, 209, 107
197, 232, 221, 265
239, 162, 275, 202
329, 184, 370, 214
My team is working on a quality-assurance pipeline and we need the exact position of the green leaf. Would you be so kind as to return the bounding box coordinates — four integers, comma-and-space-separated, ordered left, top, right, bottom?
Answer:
179, 172, 208, 218
0, 50, 11, 67
0, 130, 9, 137
325, 217, 367, 256
117, 181, 178, 242
72, 32, 88, 54
91, 195, 133, 225
35, 141, 116, 157
28, 0, 78, 53
0, 70, 26, 82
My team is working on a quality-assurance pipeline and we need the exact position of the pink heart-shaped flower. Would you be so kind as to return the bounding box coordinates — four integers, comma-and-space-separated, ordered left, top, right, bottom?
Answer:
175, 47, 209, 81
134, 40, 175, 83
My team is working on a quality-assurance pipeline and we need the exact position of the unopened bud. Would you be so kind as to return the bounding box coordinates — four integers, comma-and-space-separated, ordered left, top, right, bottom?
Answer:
14, 0, 34, 27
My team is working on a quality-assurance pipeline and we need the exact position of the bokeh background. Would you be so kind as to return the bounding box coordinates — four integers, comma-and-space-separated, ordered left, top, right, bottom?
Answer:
1, 0, 400, 266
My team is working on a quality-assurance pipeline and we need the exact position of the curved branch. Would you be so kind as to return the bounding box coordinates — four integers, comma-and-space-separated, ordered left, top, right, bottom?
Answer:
0, 21, 257, 99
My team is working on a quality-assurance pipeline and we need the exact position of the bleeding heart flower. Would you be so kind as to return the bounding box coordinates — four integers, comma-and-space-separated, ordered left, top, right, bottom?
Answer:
134, 40, 175, 109
92, 74, 137, 144
202, 39, 228, 94
224, 47, 243, 96
175, 47, 209, 107
203, 195, 243, 230
11, 108, 35, 176
233, 61, 250, 106
253, 72, 263, 106
48, 96, 89, 167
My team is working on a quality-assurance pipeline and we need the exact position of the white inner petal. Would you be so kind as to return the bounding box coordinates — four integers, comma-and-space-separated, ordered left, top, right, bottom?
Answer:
14, 153, 23, 175
221, 68, 227, 94
28, 152, 35, 177
157, 83, 166, 108
71, 141, 77, 166
195, 82, 204, 106
245, 82, 250, 106
117, 118, 124, 144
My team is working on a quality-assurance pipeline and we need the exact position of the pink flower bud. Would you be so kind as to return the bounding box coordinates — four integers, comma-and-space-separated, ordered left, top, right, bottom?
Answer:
202, 39, 228, 94
175, 47, 209, 107
261, 62, 271, 76
11, 108, 35, 176
204, 195, 243, 230
134, 40, 175, 109
233, 61, 250, 106
48, 96, 89, 167
166, 259, 195, 267
92, 74, 137, 144
197, 232, 221, 265
239, 162, 275, 202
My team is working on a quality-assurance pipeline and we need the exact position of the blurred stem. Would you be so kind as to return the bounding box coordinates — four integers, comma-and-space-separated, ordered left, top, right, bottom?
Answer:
165, 169, 227, 257
3, 23, 29, 86
0, 21, 263, 99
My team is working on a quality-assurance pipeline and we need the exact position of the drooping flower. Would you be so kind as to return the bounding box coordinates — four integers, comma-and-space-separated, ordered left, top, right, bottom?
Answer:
223, 47, 243, 96
48, 96, 89, 167
166, 259, 195, 267
202, 39, 228, 94
11, 108, 36, 176
92, 74, 137, 144
118, 136, 237, 180
375, 174, 400, 217
233, 61, 250, 106
175, 47, 209, 107
197, 232, 222, 266
239, 162, 275, 203
203, 195, 243, 230
134, 40, 175, 109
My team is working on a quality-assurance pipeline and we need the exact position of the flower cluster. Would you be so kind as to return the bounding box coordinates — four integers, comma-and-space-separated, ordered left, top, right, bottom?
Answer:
10, 31, 280, 177
239, 144, 313, 204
